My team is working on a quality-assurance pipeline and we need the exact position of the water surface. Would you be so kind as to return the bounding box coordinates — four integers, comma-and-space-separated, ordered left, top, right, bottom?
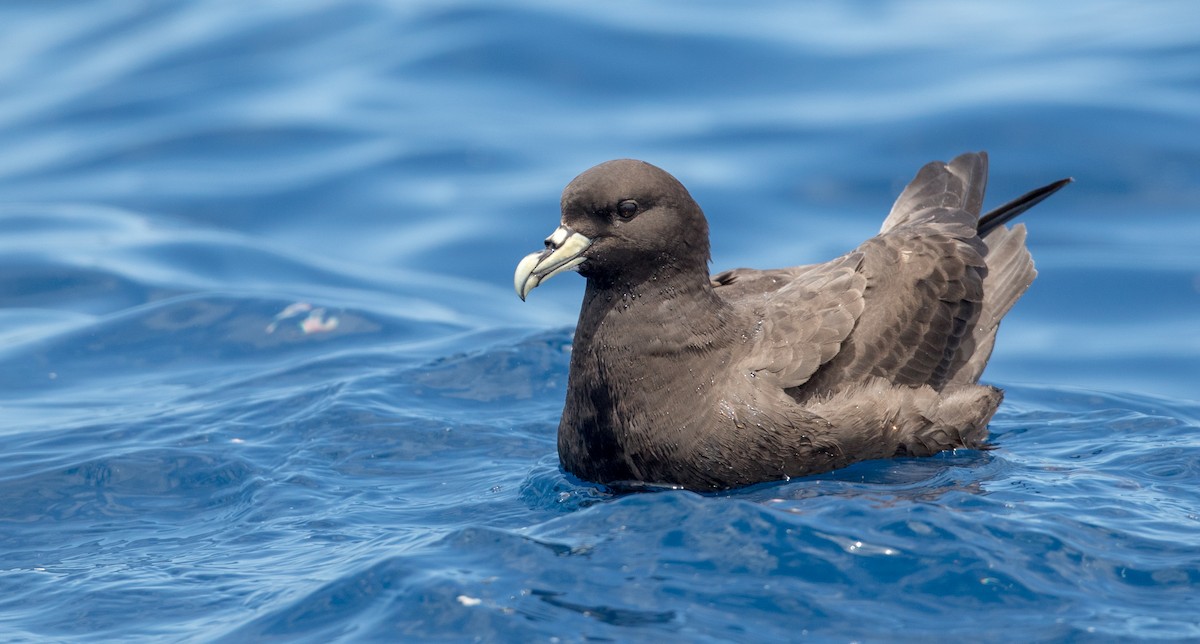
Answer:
1, 2, 1198, 641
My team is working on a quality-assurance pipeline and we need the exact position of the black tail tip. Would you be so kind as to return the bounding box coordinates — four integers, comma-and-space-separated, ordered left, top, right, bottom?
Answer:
977, 176, 1074, 236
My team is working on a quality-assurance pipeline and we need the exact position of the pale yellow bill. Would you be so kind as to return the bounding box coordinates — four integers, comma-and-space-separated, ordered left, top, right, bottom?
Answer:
514, 227, 593, 300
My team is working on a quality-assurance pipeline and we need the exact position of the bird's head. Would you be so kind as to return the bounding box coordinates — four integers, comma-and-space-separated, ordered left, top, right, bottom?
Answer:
515, 159, 710, 300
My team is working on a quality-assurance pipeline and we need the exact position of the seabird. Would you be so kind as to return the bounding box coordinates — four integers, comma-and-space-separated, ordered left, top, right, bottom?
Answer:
515, 152, 1070, 491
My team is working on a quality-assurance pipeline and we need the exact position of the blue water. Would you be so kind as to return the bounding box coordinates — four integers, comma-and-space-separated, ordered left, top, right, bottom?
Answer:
2, 1, 1198, 641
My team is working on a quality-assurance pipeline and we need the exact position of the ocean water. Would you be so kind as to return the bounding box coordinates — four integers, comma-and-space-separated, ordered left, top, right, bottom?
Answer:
2, 1, 1199, 641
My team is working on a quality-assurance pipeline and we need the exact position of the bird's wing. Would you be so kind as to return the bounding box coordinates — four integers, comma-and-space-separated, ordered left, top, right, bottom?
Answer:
879, 152, 987, 233
717, 252, 867, 390
720, 151, 1028, 395
800, 153, 993, 393
945, 222, 1035, 384
807, 232, 986, 391
711, 263, 822, 295
943, 175, 1072, 383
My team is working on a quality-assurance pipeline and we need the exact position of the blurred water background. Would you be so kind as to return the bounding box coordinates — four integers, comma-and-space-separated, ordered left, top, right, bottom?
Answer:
1, 1, 1198, 641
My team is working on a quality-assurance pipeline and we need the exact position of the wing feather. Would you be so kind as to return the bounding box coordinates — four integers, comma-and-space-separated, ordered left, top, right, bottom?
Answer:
800, 153, 992, 395
716, 151, 1041, 399
881, 152, 987, 233
716, 253, 866, 390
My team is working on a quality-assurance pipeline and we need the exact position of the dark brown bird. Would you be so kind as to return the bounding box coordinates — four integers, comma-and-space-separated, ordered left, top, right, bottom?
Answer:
515, 152, 1070, 491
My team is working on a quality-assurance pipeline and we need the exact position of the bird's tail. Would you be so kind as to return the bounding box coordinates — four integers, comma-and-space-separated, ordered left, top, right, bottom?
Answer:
978, 177, 1073, 237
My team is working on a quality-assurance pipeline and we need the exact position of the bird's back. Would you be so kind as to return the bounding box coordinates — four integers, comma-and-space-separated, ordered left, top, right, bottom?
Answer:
750, 152, 1033, 398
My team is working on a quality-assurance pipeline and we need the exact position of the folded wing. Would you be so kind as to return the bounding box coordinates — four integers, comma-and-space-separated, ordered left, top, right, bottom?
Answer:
715, 252, 867, 390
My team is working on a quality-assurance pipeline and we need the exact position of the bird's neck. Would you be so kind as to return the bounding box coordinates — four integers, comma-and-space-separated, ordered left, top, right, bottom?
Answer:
574, 266, 733, 356
567, 267, 736, 422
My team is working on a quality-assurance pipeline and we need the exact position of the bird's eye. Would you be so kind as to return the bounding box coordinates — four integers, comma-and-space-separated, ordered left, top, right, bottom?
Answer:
616, 200, 639, 219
